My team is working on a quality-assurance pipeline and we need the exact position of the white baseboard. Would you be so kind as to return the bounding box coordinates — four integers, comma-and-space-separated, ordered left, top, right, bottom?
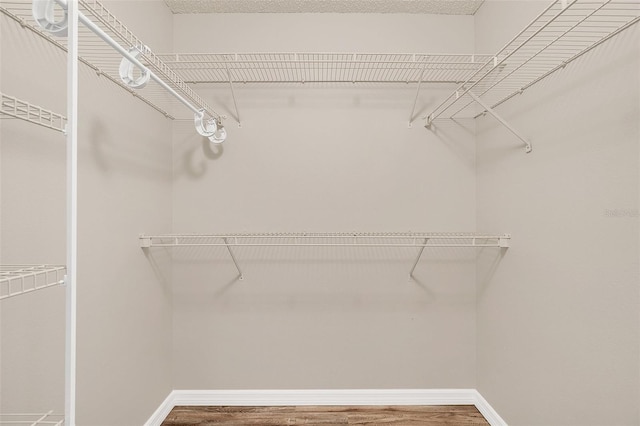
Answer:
146, 389, 506, 426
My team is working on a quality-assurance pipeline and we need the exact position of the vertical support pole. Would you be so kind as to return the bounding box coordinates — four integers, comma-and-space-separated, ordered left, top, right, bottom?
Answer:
65, 1, 78, 425
223, 238, 244, 280
408, 62, 428, 127
409, 239, 428, 279
224, 59, 241, 127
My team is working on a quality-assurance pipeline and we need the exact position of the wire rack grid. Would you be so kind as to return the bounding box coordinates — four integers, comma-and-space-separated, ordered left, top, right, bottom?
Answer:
0, 265, 66, 300
1, 91, 67, 132
427, 0, 640, 121
155, 53, 496, 84
0, 412, 64, 426
140, 232, 511, 248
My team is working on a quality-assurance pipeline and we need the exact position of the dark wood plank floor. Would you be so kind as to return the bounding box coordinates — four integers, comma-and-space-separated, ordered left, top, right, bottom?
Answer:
162, 405, 490, 425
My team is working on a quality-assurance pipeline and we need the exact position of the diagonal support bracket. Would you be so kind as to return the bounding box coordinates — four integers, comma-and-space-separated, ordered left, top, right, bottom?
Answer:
409, 238, 428, 280
224, 57, 241, 127
467, 91, 532, 153
223, 237, 244, 280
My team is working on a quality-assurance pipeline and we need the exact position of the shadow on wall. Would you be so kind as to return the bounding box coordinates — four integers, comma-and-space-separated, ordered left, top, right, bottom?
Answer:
426, 117, 476, 168
87, 118, 172, 182
476, 246, 507, 295
141, 245, 509, 313
174, 133, 225, 180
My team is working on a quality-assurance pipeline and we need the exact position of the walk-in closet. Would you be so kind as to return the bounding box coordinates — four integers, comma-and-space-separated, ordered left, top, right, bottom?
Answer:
1, 0, 638, 425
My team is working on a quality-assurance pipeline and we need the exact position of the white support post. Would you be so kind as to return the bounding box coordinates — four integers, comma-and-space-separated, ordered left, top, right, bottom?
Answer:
409, 238, 428, 279
467, 91, 532, 153
65, 0, 78, 424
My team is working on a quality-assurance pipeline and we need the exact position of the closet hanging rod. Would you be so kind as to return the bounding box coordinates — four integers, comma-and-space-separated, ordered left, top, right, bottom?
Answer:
50, 0, 214, 120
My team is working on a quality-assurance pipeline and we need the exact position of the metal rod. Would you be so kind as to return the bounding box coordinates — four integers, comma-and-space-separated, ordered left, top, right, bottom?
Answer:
408, 62, 427, 126
467, 91, 532, 153
409, 239, 428, 279
65, 0, 78, 424
223, 238, 244, 280
224, 60, 241, 125
145, 243, 505, 248
54, 0, 208, 118
427, 0, 574, 122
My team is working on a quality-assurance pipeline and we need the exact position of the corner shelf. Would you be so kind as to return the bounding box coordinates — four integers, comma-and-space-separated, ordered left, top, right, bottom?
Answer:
0, 265, 66, 300
427, 0, 640, 122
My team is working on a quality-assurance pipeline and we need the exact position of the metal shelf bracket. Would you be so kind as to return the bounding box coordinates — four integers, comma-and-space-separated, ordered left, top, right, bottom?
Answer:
467, 91, 532, 153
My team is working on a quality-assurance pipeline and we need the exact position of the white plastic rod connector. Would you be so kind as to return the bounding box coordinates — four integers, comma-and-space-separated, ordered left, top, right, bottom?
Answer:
32, 0, 68, 37
47, 0, 210, 119
119, 46, 151, 88
194, 111, 227, 144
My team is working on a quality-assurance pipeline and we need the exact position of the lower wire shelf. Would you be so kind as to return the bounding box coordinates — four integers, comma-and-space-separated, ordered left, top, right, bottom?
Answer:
0, 265, 66, 300
0, 412, 64, 425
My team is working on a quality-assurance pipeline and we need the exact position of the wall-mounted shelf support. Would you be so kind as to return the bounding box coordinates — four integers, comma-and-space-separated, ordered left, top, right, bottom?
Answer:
224, 58, 242, 126
408, 62, 428, 128
466, 91, 531, 153
140, 233, 510, 280
408, 238, 428, 279
223, 238, 244, 280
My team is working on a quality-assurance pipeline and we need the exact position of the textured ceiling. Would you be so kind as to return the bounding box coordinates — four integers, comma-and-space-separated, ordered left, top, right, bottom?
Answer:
163, 0, 485, 14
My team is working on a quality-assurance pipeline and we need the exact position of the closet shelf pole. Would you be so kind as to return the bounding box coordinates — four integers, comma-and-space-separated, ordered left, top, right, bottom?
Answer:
53, 0, 219, 120
222, 238, 244, 281
467, 91, 532, 153
65, 0, 78, 424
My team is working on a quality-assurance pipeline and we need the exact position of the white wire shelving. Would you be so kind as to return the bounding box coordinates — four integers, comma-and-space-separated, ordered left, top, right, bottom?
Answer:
0, 412, 64, 425
0, 0, 219, 121
0, 265, 66, 300
426, 0, 640, 136
140, 232, 510, 280
156, 53, 495, 84
0, 92, 67, 133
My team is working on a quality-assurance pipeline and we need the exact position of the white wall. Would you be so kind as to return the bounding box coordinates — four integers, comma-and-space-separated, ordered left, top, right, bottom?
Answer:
475, 2, 640, 425
1, 1, 175, 424
166, 13, 486, 391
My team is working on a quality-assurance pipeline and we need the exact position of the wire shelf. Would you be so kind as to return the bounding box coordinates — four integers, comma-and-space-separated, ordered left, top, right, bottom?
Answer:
0, 91, 67, 133
0, 0, 218, 120
427, 0, 640, 121
0, 413, 64, 426
140, 232, 511, 248
0, 265, 66, 300
156, 53, 495, 84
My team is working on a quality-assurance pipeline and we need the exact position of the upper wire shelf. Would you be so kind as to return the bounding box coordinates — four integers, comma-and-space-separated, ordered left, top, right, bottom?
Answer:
0, 265, 66, 300
155, 53, 495, 84
140, 232, 511, 248
427, 0, 640, 122
0, 0, 218, 120
0, 91, 67, 133
0, 412, 64, 425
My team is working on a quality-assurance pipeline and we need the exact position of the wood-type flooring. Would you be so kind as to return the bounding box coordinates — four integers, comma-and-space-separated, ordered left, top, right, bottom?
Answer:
162, 405, 490, 425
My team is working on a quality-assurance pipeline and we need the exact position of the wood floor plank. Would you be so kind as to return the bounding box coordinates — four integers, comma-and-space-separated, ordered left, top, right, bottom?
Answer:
162, 405, 490, 426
